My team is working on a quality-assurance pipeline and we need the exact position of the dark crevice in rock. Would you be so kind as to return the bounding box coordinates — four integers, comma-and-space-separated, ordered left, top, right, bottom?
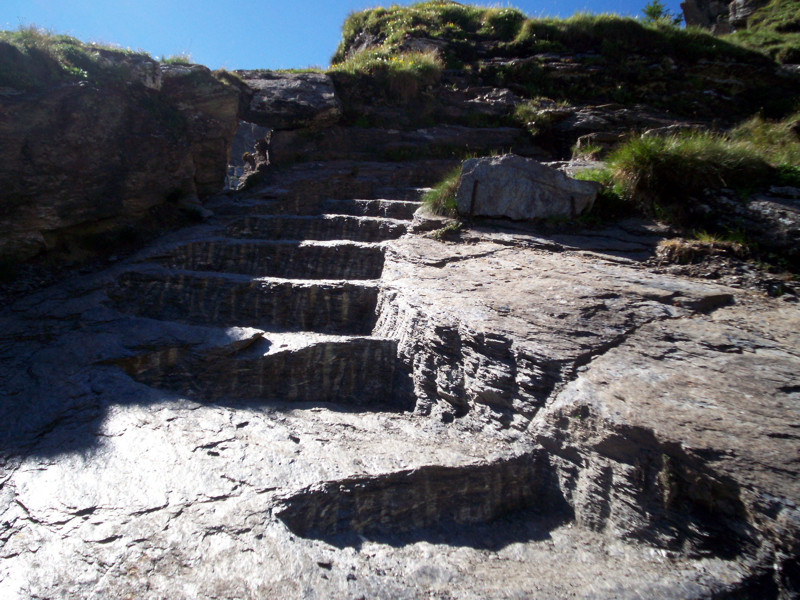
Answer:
415, 247, 511, 269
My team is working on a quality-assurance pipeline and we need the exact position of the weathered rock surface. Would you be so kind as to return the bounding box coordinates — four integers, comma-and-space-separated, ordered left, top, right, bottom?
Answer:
2, 157, 800, 599
269, 124, 544, 165
236, 70, 341, 130
699, 188, 800, 269
0, 55, 240, 265
681, 0, 769, 31
454, 154, 598, 220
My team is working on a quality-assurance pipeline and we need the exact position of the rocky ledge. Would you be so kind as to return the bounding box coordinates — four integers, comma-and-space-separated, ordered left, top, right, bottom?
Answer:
1, 158, 798, 598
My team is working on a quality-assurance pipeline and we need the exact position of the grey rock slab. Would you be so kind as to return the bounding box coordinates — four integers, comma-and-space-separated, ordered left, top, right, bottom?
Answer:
237, 71, 341, 130
455, 154, 600, 220
376, 231, 738, 424
2, 167, 799, 598
533, 300, 800, 573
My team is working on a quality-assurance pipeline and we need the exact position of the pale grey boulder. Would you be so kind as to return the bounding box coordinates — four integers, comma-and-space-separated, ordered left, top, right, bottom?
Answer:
455, 154, 599, 220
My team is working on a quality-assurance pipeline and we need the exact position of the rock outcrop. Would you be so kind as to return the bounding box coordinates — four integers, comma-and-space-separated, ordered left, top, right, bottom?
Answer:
454, 154, 598, 220
2, 10, 800, 599
236, 70, 342, 130
681, 0, 769, 31
2, 152, 799, 597
0, 46, 240, 265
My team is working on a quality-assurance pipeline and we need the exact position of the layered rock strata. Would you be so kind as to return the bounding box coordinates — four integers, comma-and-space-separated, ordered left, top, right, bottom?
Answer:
1, 154, 799, 598
0, 52, 240, 264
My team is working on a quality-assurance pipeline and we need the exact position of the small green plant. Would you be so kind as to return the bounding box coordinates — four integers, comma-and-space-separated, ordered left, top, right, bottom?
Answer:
160, 53, 192, 65
422, 166, 461, 217
571, 142, 604, 159
694, 230, 723, 244
429, 219, 463, 241
641, 0, 683, 26
511, 101, 561, 135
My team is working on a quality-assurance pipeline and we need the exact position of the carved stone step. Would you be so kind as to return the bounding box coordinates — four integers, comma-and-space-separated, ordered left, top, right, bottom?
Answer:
211, 190, 429, 217
108, 269, 379, 334
275, 453, 561, 541
210, 199, 284, 216
323, 198, 421, 220
374, 187, 431, 202
226, 215, 408, 242
149, 240, 385, 280
236, 159, 454, 205
115, 330, 404, 408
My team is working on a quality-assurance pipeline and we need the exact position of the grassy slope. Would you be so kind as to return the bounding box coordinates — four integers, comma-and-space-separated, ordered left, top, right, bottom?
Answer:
0, 27, 158, 90
329, 2, 796, 120
726, 0, 800, 63
332, 2, 762, 66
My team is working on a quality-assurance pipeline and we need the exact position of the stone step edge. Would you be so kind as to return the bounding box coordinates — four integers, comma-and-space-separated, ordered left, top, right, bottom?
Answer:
138, 237, 387, 260
115, 265, 383, 287
229, 214, 412, 224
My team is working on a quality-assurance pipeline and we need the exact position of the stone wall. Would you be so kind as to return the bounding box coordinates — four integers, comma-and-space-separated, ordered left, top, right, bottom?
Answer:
0, 47, 240, 265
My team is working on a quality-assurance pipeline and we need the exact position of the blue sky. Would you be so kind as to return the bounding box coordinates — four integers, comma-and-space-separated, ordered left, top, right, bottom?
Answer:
1, 1, 686, 70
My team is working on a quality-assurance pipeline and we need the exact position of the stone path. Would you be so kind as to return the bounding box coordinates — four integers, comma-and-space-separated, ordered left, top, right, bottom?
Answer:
1, 158, 799, 598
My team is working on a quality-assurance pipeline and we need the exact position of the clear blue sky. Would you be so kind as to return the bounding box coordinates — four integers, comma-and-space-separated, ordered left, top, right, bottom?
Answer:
1, 1, 685, 70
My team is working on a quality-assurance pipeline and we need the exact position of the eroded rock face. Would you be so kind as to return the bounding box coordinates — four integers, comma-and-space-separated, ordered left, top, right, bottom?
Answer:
236, 70, 341, 130
0, 58, 240, 264
269, 124, 543, 165
1, 158, 799, 598
454, 154, 598, 220
681, 0, 769, 31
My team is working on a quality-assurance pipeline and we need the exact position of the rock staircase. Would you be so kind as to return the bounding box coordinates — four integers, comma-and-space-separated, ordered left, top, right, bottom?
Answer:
4, 154, 797, 598
107, 160, 441, 410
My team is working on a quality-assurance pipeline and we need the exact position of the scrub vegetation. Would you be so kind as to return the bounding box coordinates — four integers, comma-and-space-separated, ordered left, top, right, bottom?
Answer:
577, 113, 800, 220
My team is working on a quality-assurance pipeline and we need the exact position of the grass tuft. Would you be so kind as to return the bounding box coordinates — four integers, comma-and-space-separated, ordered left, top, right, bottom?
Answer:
577, 113, 800, 221
607, 133, 772, 213
422, 166, 461, 216
160, 53, 192, 65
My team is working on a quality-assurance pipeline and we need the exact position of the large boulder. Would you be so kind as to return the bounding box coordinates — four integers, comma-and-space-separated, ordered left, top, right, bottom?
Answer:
236, 71, 341, 130
455, 154, 598, 220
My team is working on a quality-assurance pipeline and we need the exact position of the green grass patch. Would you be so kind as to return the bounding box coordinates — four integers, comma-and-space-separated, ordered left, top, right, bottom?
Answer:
332, 2, 526, 64
0, 25, 154, 90
726, 0, 800, 63
333, 3, 761, 65
608, 133, 771, 211
577, 114, 800, 222
329, 49, 443, 103
422, 165, 461, 216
